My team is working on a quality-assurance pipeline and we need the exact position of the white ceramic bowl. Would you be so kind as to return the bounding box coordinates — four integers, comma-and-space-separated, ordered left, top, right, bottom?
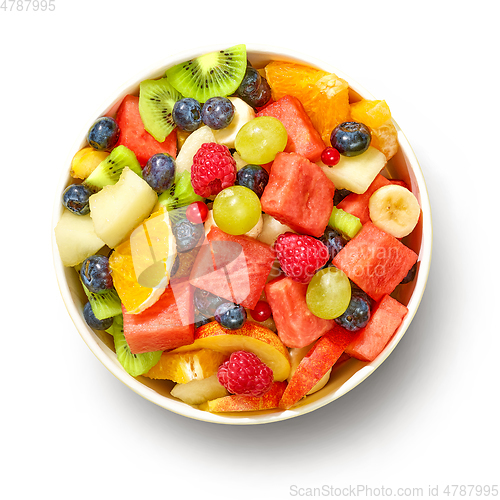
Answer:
52, 43, 432, 425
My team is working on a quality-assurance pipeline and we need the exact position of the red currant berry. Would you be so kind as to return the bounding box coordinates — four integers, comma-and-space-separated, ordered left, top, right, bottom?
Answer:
186, 201, 208, 224
250, 301, 272, 322
321, 147, 341, 166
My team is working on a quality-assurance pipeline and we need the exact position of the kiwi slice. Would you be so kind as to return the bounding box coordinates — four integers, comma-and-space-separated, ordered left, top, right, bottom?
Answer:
139, 78, 182, 142
80, 273, 121, 320
158, 170, 204, 210
165, 44, 247, 103
106, 315, 162, 377
85, 145, 141, 190
81, 280, 122, 320
328, 207, 363, 239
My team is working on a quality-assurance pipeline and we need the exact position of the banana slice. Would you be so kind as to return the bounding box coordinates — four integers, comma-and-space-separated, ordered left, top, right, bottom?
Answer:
175, 126, 216, 174
213, 97, 255, 148
369, 184, 421, 238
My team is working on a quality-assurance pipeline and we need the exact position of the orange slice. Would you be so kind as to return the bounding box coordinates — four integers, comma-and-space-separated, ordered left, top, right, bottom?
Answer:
370, 122, 399, 160
109, 205, 177, 314
264, 61, 328, 101
349, 99, 398, 160
350, 99, 392, 129
301, 74, 351, 146
143, 349, 228, 383
265, 61, 350, 146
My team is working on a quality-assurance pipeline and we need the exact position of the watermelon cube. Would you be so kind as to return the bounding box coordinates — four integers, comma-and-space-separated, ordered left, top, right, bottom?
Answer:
265, 276, 335, 348
332, 222, 418, 301
390, 179, 409, 189
190, 227, 276, 310
337, 174, 391, 224
116, 95, 177, 166
261, 152, 335, 237
257, 95, 325, 162
123, 281, 194, 354
345, 294, 408, 361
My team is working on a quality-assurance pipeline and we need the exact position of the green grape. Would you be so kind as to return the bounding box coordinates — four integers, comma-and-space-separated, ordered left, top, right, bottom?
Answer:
234, 116, 288, 164
213, 186, 262, 235
306, 267, 351, 319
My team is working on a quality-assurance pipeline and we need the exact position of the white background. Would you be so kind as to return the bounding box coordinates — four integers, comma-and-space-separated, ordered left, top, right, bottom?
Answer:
1, 1, 499, 499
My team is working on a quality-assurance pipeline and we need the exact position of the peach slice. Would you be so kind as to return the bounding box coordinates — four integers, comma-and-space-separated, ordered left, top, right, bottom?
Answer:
279, 325, 356, 410
199, 381, 287, 412
288, 345, 332, 395
171, 321, 291, 381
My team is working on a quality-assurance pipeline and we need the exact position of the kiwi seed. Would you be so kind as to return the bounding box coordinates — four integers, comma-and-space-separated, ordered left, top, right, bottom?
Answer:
158, 170, 204, 210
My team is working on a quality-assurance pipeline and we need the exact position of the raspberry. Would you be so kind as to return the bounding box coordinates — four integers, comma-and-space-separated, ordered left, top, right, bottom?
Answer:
191, 142, 237, 198
274, 232, 329, 283
217, 351, 273, 397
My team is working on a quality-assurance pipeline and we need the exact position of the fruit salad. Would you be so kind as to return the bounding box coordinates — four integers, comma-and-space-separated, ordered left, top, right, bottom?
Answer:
55, 44, 422, 414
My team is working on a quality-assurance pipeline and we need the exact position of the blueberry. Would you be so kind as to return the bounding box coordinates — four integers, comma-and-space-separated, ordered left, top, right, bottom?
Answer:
319, 227, 347, 261
400, 262, 417, 284
62, 184, 92, 215
83, 302, 114, 330
172, 98, 202, 132
143, 153, 176, 193
194, 288, 229, 318
194, 314, 211, 330
201, 97, 234, 130
80, 255, 113, 294
330, 122, 371, 157
237, 66, 260, 97
335, 290, 372, 331
248, 78, 271, 109
87, 117, 120, 151
236, 66, 272, 109
236, 164, 269, 198
214, 302, 247, 330
333, 188, 352, 206
171, 217, 205, 253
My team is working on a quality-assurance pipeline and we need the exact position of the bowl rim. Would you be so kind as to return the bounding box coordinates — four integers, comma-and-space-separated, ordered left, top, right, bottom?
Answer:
52, 43, 433, 425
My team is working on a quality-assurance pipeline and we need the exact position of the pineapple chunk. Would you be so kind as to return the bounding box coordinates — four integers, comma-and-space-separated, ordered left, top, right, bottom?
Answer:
89, 167, 157, 248
319, 146, 387, 194
54, 211, 105, 267
170, 374, 229, 406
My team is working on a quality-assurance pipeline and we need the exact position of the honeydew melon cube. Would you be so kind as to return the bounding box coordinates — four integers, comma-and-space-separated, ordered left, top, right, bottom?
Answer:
319, 146, 387, 194
89, 167, 157, 248
54, 211, 105, 267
